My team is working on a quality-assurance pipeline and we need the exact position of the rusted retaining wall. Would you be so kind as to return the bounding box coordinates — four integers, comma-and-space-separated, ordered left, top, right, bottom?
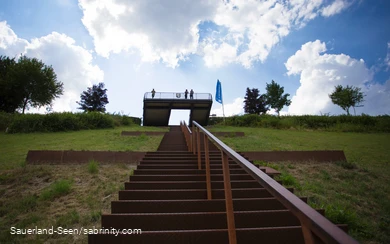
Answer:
121, 131, 166, 136
240, 150, 346, 162
26, 150, 146, 164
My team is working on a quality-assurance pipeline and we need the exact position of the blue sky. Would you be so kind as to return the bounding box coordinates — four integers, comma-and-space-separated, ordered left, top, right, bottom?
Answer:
1, 0, 389, 124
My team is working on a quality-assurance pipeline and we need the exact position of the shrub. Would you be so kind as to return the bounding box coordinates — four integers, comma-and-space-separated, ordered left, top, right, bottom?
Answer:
335, 161, 358, 170
40, 179, 72, 201
0, 112, 15, 131
7, 112, 115, 133
216, 114, 390, 133
88, 160, 99, 174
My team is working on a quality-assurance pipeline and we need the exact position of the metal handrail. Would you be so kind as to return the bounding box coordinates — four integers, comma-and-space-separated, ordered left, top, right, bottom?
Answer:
192, 120, 359, 244
180, 121, 192, 152
144, 92, 212, 100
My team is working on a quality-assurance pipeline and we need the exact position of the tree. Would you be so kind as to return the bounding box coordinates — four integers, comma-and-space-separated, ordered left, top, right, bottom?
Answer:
329, 85, 364, 115
0, 56, 19, 112
77, 82, 109, 112
243, 87, 268, 115
264, 80, 291, 116
0, 55, 63, 113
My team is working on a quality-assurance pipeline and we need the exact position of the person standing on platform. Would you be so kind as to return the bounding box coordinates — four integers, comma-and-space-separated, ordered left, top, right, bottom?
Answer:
185, 89, 189, 99
190, 89, 194, 99
151, 89, 156, 98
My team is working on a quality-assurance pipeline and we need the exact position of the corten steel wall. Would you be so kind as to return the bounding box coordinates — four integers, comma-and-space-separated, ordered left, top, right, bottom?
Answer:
26, 150, 146, 164
121, 131, 167, 136
240, 150, 347, 162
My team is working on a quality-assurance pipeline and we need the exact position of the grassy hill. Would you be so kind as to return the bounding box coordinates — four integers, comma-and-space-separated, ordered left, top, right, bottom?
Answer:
0, 125, 389, 243
208, 126, 390, 244
0, 125, 166, 243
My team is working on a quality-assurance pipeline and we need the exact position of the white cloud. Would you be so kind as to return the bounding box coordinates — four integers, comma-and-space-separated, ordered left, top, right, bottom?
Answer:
211, 97, 244, 117
385, 42, 390, 70
78, 0, 353, 68
285, 40, 390, 115
321, 0, 351, 17
79, 0, 219, 68
0, 21, 28, 56
0, 21, 103, 113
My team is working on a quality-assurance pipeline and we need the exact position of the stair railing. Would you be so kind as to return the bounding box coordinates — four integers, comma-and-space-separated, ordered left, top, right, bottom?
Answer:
181, 121, 212, 199
191, 120, 359, 244
180, 121, 192, 152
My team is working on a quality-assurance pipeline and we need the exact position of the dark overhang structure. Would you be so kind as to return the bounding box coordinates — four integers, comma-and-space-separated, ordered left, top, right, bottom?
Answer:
143, 92, 213, 126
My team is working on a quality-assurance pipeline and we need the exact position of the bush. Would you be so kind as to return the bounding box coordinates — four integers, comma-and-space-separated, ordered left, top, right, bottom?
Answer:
7, 112, 115, 133
0, 112, 15, 131
214, 114, 390, 133
40, 179, 72, 201
208, 116, 224, 125
88, 160, 99, 174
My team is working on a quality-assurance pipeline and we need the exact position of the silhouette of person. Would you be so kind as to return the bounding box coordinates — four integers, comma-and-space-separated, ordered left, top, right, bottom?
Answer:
151, 89, 156, 98
190, 89, 194, 99
184, 89, 189, 99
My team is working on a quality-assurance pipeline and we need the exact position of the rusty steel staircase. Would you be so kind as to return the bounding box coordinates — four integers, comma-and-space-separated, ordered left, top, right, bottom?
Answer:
89, 123, 358, 243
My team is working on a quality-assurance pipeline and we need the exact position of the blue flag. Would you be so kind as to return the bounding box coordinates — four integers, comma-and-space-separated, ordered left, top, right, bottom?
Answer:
216, 80, 222, 104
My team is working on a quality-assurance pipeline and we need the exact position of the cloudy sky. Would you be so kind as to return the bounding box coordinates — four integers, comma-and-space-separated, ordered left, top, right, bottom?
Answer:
1, 0, 389, 124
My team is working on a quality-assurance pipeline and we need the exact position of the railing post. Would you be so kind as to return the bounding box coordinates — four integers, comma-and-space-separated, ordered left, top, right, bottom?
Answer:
204, 133, 212, 200
189, 132, 192, 152
192, 124, 196, 155
301, 224, 321, 244
222, 152, 237, 244
197, 127, 201, 170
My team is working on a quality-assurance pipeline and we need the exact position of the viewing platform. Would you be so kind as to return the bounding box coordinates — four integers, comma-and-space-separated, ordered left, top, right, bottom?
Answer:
143, 92, 213, 126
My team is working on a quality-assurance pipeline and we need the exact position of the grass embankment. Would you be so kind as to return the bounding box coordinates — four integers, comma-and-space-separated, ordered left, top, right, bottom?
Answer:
0, 125, 165, 243
209, 126, 390, 244
0, 126, 166, 170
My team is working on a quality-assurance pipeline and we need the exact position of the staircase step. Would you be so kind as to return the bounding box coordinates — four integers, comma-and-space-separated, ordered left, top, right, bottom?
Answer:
111, 197, 309, 213
118, 188, 294, 200
129, 174, 254, 181
124, 180, 262, 189
89, 226, 305, 244
137, 164, 243, 169
139, 159, 237, 164
100, 210, 321, 230
133, 169, 247, 175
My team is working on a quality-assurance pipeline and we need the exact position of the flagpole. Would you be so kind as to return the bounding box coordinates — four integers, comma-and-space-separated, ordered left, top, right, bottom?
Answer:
222, 101, 225, 123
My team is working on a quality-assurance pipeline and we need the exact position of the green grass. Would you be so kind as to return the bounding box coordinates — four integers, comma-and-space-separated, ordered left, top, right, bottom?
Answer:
0, 125, 160, 243
1, 124, 388, 243
209, 126, 390, 244
0, 125, 166, 170
88, 160, 99, 174
40, 179, 72, 201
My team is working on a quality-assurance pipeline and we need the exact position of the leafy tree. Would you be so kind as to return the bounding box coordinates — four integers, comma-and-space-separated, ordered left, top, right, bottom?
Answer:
329, 85, 364, 115
243, 87, 268, 115
0, 56, 19, 112
264, 80, 291, 116
77, 82, 109, 112
0, 55, 63, 113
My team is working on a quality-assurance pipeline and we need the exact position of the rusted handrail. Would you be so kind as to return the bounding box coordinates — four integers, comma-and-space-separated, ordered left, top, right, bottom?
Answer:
192, 121, 359, 244
180, 121, 192, 152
